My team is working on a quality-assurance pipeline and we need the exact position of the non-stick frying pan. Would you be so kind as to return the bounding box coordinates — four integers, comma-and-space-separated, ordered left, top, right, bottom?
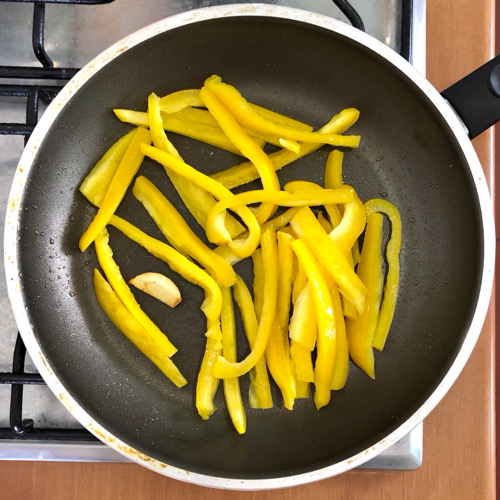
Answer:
4, 4, 497, 490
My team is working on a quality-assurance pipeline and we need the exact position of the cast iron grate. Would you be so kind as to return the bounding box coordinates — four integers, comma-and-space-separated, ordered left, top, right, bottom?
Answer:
0, 0, 412, 442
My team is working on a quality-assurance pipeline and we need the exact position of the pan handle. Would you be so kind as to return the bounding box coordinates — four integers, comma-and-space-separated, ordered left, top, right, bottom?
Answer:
441, 55, 500, 139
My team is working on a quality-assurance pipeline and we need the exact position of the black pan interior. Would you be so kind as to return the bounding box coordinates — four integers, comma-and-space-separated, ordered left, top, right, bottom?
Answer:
16, 16, 484, 479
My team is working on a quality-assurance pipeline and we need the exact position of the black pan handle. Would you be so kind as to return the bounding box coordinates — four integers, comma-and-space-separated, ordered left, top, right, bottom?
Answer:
441, 55, 500, 139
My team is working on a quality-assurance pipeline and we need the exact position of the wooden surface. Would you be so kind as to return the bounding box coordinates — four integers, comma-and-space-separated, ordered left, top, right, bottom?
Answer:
0, 1, 496, 499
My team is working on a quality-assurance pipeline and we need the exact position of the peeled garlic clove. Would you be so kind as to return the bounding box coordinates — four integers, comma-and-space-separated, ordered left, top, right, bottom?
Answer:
129, 272, 182, 308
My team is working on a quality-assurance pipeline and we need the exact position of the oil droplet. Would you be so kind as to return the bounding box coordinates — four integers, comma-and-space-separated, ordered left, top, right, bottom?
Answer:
49, 238, 55, 244
408, 217, 416, 223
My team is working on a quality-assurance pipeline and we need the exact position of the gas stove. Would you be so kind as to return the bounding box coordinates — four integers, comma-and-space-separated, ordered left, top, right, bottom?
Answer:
0, 0, 425, 467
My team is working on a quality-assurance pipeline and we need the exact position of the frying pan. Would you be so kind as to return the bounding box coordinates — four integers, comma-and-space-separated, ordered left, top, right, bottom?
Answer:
4, 4, 497, 490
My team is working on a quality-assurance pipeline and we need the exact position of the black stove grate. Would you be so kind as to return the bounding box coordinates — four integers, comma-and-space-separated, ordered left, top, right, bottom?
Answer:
0, 0, 412, 443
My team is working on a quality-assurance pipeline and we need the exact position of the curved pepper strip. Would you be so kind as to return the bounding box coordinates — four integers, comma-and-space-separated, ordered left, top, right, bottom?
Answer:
365, 198, 402, 351
214, 207, 302, 266
108, 215, 222, 323
292, 238, 336, 410
324, 150, 361, 318
290, 207, 367, 315
141, 144, 261, 259
94, 228, 177, 357
79, 128, 136, 207
196, 320, 223, 419
264, 231, 296, 410
210, 108, 360, 190
93, 269, 186, 387
220, 287, 246, 433
346, 213, 385, 379
212, 229, 278, 379
159, 88, 204, 113
132, 176, 236, 288
205, 75, 360, 148
199, 86, 280, 225
206, 187, 354, 254
148, 93, 180, 157
232, 274, 273, 409
79, 127, 152, 252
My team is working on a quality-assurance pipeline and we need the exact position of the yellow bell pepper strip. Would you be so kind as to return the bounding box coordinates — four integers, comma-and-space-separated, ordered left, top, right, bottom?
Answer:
199, 85, 280, 225
159, 87, 315, 132
251, 248, 265, 322
206, 187, 354, 254
79, 129, 136, 207
93, 269, 187, 387
290, 340, 314, 383
289, 284, 317, 351
323, 150, 362, 319
346, 212, 385, 379
132, 176, 236, 288
220, 287, 246, 433
292, 265, 308, 305
115, 107, 253, 155
365, 198, 402, 351
94, 228, 178, 357
141, 144, 261, 259
212, 229, 278, 379
292, 238, 336, 410
232, 274, 273, 409
159, 88, 204, 113
79, 127, 152, 252
108, 215, 222, 324
324, 149, 344, 190
329, 284, 349, 390
196, 320, 223, 419
213, 207, 301, 267
290, 207, 367, 315
264, 231, 296, 410
147, 93, 180, 157
210, 108, 360, 190
205, 75, 361, 148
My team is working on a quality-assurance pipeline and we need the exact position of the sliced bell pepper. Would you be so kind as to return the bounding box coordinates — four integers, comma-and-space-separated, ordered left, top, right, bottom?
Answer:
147, 92, 180, 157
292, 238, 336, 410
329, 284, 349, 390
196, 319, 223, 419
94, 228, 177, 357
365, 198, 402, 351
220, 287, 246, 433
346, 212, 385, 379
232, 274, 273, 409
264, 231, 296, 410
289, 284, 317, 351
199, 85, 280, 225
132, 175, 236, 288
290, 340, 314, 383
290, 207, 367, 315
93, 269, 187, 387
79, 128, 136, 207
142, 144, 261, 259
108, 215, 222, 324
159, 88, 204, 113
212, 229, 278, 378
206, 187, 353, 253
210, 108, 360, 190
79, 127, 152, 252
205, 75, 360, 148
